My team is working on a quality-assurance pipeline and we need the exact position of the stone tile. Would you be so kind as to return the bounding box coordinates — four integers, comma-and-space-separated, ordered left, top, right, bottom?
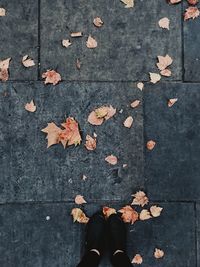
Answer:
0, 203, 81, 267
82, 202, 196, 267
184, 4, 200, 81
0, 0, 38, 80
40, 0, 182, 81
144, 83, 200, 201
0, 81, 143, 203
197, 203, 200, 266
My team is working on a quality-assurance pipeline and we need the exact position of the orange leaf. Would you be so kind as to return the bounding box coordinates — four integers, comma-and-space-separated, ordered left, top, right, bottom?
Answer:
123, 116, 133, 128
86, 35, 97, 49
71, 208, 89, 224
105, 155, 118, 165
131, 191, 149, 207
184, 7, 200, 21
22, 55, 35, 68
154, 248, 164, 259
75, 195, 87, 205
85, 134, 97, 151
187, 0, 198, 4
131, 254, 143, 264
146, 140, 156, 150
25, 100, 36, 113
103, 206, 117, 219
0, 58, 11, 81
150, 205, 163, 217
88, 105, 116, 125
160, 68, 172, 77
41, 122, 62, 148
118, 205, 139, 224
139, 209, 152, 220
157, 55, 173, 71
42, 69, 61, 85
93, 17, 104, 27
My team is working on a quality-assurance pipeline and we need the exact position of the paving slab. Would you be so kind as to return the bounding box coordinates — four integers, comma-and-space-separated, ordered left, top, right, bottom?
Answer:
0, 0, 38, 80
197, 203, 200, 267
40, 0, 182, 81
0, 203, 81, 267
144, 83, 200, 201
0, 81, 143, 203
183, 4, 200, 81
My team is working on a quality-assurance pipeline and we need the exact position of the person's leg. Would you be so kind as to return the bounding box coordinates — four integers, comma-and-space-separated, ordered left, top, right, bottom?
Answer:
107, 214, 132, 267
76, 212, 106, 267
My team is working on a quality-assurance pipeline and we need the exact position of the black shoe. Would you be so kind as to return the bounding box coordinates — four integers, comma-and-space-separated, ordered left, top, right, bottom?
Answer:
107, 213, 126, 255
85, 211, 106, 255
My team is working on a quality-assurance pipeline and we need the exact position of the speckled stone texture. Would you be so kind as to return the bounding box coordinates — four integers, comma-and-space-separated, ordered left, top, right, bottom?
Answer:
40, 0, 182, 81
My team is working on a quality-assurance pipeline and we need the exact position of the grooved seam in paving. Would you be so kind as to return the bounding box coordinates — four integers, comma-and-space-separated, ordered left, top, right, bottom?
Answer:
37, 0, 41, 80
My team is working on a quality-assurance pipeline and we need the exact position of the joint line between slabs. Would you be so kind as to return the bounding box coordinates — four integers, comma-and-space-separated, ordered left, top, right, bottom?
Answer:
37, 0, 41, 80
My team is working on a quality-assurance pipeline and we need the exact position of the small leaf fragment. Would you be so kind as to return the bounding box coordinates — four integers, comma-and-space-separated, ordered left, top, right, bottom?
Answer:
105, 155, 118, 165
168, 0, 182, 4
85, 134, 97, 151
168, 98, 178, 107
150, 205, 163, 217
146, 140, 156, 150
22, 55, 35, 68
0, 7, 6, 16
62, 39, 72, 48
71, 208, 89, 224
158, 17, 170, 30
75, 195, 87, 205
42, 69, 61, 85
76, 58, 81, 70
70, 32, 83, 37
187, 0, 198, 5
160, 68, 172, 77
0, 58, 11, 81
93, 17, 104, 27
139, 209, 152, 220
131, 100, 140, 108
25, 100, 36, 113
154, 248, 165, 259
149, 72, 161, 84
120, 0, 134, 8
131, 254, 143, 264
103, 206, 117, 219
88, 106, 116, 126
86, 35, 97, 49
123, 116, 133, 128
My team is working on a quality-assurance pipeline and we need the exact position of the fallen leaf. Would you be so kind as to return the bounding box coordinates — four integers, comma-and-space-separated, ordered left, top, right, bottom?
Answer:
150, 205, 163, 217
103, 207, 117, 219
123, 116, 133, 128
25, 100, 36, 113
131, 100, 140, 108
137, 82, 144, 90
104, 106, 117, 120
22, 55, 35, 68
86, 35, 97, 48
93, 17, 104, 27
76, 58, 81, 70
131, 191, 149, 207
70, 32, 83, 37
41, 122, 62, 148
88, 105, 116, 125
88, 111, 104, 126
160, 68, 172, 77
71, 208, 89, 224
168, 0, 182, 4
146, 140, 156, 150
168, 98, 178, 107
0, 58, 11, 81
0, 7, 6, 16
105, 155, 118, 165
158, 17, 170, 30
139, 209, 152, 220
85, 134, 97, 151
131, 254, 143, 264
82, 175, 87, 181
154, 248, 164, 259
184, 7, 200, 21
123, 163, 128, 168
75, 195, 87, 205
187, 0, 198, 5
62, 39, 72, 48
149, 72, 161, 84
42, 69, 61, 85
120, 0, 134, 8
157, 55, 173, 71
118, 205, 139, 224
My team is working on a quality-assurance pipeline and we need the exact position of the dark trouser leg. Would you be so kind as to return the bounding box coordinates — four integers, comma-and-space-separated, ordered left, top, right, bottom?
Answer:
111, 252, 132, 267
76, 251, 100, 267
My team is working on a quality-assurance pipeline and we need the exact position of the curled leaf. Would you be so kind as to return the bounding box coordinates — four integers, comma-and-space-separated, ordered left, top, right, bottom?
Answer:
25, 100, 36, 113
154, 248, 164, 259
123, 116, 133, 128
150, 205, 163, 217
70, 32, 83, 37
22, 55, 35, 68
105, 155, 118, 165
86, 35, 97, 49
131, 191, 149, 207
76, 58, 81, 70
62, 39, 72, 48
131, 254, 143, 264
168, 0, 182, 4
158, 17, 170, 30
88, 105, 116, 126
75, 195, 87, 205
149, 72, 161, 84
168, 98, 178, 107
93, 17, 104, 27
131, 100, 140, 108
103, 206, 117, 219
139, 209, 152, 220
137, 82, 144, 90
0, 58, 11, 81
71, 208, 89, 224
146, 140, 156, 150
160, 68, 172, 77
85, 134, 97, 151
157, 55, 173, 71
184, 7, 200, 21
118, 205, 139, 224
42, 69, 61, 85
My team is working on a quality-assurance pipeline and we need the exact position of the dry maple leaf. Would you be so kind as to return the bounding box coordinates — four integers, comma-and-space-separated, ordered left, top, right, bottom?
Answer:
184, 7, 200, 20
93, 17, 104, 27
120, 0, 134, 8
123, 116, 133, 128
160, 68, 172, 77
118, 205, 139, 224
25, 100, 36, 113
149, 72, 161, 84
131, 191, 149, 207
71, 208, 89, 224
105, 155, 118, 165
103, 207, 117, 219
168, 98, 178, 107
75, 195, 87, 205
137, 82, 144, 91
86, 35, 98, 49
85, 134, 97, 151
41, 122, 62, 148
131, 100, 140, 108
158, 17, 170, 30
22, 55, 35, 68
70, 32, 83, 37
157, 55, 173, 71
154, 248, 164, 259
62, 39, 72, 48
131, 254, 143, 264
0, 58, 11, 81
150, 205, 163, 217
146, 140, 156, 150
0, 7, 6, 16
187, 0, 198, 4
88, 105, 116, 125
168, 0, 182, 4
42, 70, 61, 85
139, 209, 152, 220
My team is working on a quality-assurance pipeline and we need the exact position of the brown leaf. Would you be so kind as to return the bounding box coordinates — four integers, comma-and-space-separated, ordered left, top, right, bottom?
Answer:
88, 106, 116, 125
149, 72, 161, 84
25, 100, 36, 113
131, 254, 143, 264
123, 116, 133, 128
160, 68, 172, 77
118, 205, 139, 224
131, 191, 149, 207
146, 140, 156, 150
103, 206, 117, 219
184, 7, 200, 21
168, 98, 178, 107
0, 8, 6, 16
85, 134, 97, 151
158, 17, 170, 30
75, 195, 87, 205
154, 248, 164, 259
71, 208, 89, 224
150, 205, 163, 217
131, 100, 140, 108
139, 209, 152, 220
187, 0, 198, 5
93, 17, 104, 27
62, 39, 72, 48
42, 70, 61, 85
0, 58, 11, 81
22, 55, 35, 68
105, 155, 118, 165
157, 55, 173, 71
86, 35, 97, 49
70, 32, 83, 37
88, 111, 104, 126
41, 122, 62, 148
120, 0, 134, 8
